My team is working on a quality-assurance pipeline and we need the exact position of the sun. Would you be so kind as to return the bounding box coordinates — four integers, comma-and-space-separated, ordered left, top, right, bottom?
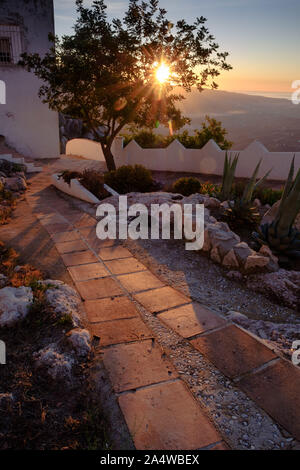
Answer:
155, 62, 170, 84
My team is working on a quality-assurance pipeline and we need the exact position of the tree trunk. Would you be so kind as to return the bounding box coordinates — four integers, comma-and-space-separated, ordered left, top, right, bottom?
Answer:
101, 143, 116, 171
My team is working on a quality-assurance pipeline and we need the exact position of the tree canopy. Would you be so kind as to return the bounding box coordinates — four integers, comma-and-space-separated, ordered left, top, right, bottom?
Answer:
20, 0, 231, 170
122, 116, 233, 150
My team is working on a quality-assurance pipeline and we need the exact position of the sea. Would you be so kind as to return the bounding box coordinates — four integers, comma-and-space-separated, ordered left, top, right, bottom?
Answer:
237, 91, 293, 101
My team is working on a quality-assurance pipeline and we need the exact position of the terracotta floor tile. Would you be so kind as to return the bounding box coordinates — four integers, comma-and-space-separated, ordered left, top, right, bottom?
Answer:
158, 303, 227, 338
191, 324, 276, 378
73, 214, 96, 228
79, 231, 118, 251
55, 239, 88, 254
118, 381, 221, 450
92, 317, 152, 346
75, 277, 123, 300
39, 213, 66, 225
210, 441, 230, 450
44, 223, 73, 235
51, 231, 81, 243
134, 286, 190, 314
105, 257, 146, 275
68, 263, 109, 282
85, 296, 138, 323
239, 360, 300, 440
117, 271, 164, 293
61, 250, 98, 267
103, 339, 178, 392
98, 246, 132, 260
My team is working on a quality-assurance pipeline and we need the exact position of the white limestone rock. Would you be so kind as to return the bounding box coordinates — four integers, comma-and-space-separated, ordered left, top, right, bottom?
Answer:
202, 229, 211, 252
0, 286, 33, 327
204, 197, 221, 209
226, 270, 243, 281
226, 310, 248, 322
0, 273, 7, 288
208, 225, 240, 257
41, 280, 82, 327
246, 269, 300, 310
67, 328, 91, 358
210, 246, 222, 264
222, 249, 239, 268
34, 343, 74, 382
244, 254, 270, 271
5, 176, 27, 191
234, 242, 254, 264
258, 245, 279, 272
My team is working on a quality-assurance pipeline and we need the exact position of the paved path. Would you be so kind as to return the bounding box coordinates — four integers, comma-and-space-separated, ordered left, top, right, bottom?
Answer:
25, 162, 300, 450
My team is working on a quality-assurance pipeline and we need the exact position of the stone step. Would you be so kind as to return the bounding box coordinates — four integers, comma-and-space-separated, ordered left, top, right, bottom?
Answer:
0, 153, 42, 173
0, 153, 25, 165
25, 163, 43, 173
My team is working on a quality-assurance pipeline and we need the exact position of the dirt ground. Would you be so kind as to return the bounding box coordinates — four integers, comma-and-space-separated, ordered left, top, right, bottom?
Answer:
152, 170, 285, 191
0, 196, 73, 285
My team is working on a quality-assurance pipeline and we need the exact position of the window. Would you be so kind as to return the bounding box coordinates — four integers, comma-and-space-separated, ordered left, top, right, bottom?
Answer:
0, 37, 11, 64
0, 25, 22, 65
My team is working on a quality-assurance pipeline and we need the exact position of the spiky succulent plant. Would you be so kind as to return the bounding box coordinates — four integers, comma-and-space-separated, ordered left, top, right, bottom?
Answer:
253, 156, 300, 258
224, 159, 271, 228
240, 159, 272, 205
224, 200, 260, 229
219, 151, 239, 201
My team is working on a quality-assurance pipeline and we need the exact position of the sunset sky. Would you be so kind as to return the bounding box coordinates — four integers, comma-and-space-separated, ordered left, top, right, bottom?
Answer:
54, 0, 300, 93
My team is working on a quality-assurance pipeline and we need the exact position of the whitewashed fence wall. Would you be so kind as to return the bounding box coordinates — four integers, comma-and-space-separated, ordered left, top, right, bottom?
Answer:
66, 137, 300, 181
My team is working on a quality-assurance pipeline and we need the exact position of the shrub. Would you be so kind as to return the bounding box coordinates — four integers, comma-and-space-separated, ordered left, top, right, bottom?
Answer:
80, 169, 109, 200
253, 186, 283, 206
104, 165, 154, 194
58, 169, 109, 200
123, 130, 160, 148
172, 177, 201, 196
0, 186, 15, 225
0, 159, 26, 175
58, 170, 82, 185
199, 182, 220, 197
232, 181, 283, 206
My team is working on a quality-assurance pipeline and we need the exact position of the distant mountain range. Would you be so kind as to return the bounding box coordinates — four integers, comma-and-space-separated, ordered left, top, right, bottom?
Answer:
175, 89, 300, 152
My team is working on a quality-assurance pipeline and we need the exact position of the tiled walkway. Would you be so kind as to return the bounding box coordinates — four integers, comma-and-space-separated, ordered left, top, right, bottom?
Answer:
25, 166, 300, 450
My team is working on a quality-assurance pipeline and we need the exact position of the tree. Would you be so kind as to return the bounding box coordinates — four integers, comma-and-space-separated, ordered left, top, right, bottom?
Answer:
20, 0, 231, 170
122, 115, 233, 149
193, 115, 233, 150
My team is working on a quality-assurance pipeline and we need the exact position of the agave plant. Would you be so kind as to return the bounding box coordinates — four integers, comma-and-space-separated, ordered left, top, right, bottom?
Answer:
224, 159, 271, 228
253, 156, 300, 258
240, 159, 272, 204
219, 151, 239, 201
223, 200, 261, 229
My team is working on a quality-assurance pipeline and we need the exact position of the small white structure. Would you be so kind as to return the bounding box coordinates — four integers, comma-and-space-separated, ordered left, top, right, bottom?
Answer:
0, 0, 59, 158
66, 137, 300, 181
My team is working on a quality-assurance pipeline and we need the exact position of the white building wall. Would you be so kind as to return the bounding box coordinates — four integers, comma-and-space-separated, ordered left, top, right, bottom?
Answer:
66, 137, 300, 182
0, 0, 59, 158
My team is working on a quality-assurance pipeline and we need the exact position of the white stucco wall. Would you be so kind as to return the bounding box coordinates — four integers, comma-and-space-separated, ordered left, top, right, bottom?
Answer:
66, 138, 106, 162
66, 136, 300, 181
0, 0, 59, 158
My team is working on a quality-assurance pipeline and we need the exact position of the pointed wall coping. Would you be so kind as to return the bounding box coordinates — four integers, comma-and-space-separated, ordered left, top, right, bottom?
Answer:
123, 138, 274, 153
125, 139, 142, 150
244, 140, 269, 153
166, 138, 186, 150
201, 139, 222, 152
